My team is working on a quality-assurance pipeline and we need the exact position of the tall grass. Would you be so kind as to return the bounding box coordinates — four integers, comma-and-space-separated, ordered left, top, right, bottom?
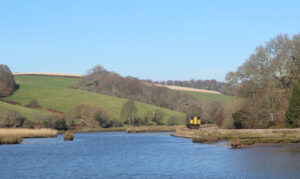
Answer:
0, 128, 57, 138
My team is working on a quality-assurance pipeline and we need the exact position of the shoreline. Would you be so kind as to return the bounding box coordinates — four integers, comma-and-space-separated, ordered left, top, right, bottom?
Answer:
66, 125, 182, 134
173, 126, 300, 148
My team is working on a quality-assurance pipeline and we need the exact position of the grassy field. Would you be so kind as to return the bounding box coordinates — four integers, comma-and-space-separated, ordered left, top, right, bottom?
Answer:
3, 75, 185, 123
0, 101, 50, 121
180, 90, 234, 105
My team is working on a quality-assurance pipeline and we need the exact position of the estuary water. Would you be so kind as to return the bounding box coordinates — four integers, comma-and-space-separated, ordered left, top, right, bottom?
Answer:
1, 132, 300, 178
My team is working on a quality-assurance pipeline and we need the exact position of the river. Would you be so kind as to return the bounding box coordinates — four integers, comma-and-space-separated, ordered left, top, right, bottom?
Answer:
1, 132, 300, 178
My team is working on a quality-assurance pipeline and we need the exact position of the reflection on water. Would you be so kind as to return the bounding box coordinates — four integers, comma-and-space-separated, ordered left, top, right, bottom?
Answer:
1, 132, 300, 178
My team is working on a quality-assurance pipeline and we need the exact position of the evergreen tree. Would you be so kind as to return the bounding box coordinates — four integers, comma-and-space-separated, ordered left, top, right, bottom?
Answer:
286, 84, 300, 128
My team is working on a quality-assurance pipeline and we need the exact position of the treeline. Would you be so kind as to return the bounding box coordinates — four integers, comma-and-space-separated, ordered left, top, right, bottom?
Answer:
152, 79, 226, 93
77, 65, 194, 112
77, 66, 226, 125
225, 33, 300, 129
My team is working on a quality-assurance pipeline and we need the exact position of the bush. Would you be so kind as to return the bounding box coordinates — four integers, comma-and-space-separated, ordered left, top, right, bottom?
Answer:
0, 65, 16, 97
286, 84, 300, 128
73, 104, 108, 127
232, 111, 243, 129
63, 132, 74, 141
0, 110, 26, 128
146, 109, 164, 125
167, 116, 178, 126
55, 119, 68, 131
22, 120, 35, 129
111, 120, 123, 127
25, 99, 41, 108
94, 109, 110, 128
43, 114, 67, 130
0, 136, 22, 144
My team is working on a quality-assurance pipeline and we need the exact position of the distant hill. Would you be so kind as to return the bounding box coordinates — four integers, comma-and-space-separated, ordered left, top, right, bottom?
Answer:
3, 75, 185, 124
14, 72, 83, 78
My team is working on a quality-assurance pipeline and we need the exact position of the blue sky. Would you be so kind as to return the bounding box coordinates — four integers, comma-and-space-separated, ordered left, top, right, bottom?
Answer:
0, 0, 300, 81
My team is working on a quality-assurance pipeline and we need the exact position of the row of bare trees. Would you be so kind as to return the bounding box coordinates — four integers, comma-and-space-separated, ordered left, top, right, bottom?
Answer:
225, 34, 300, 128
77, 66, 194, 112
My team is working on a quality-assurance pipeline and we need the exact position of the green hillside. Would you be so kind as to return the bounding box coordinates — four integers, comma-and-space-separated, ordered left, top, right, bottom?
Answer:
0, 101, 50, 122
180, 90, 234, 105
3, 75, 185, 123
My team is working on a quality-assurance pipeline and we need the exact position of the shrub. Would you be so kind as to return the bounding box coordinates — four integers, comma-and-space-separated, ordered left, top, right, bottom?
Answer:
0, 65, 16, 97
232, 111, 243, 129
43, 114, 68, 130
25, 99, 41, 108
216, 107, 225, 128
167, 116, 178, 126
55, 119, 68, 131
22, 120, 35, 129
111, 120, 123, 127
146, 109, 164, 125
0, 110, 26, 128
286, 84, 300, 128
0, 136, 22, 144
63, 132, 74, 141
73, 104, 108, 127
94, 109, 110, 128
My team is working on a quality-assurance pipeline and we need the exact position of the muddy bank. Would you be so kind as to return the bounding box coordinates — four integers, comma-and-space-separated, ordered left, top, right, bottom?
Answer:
172, 126, 300, 148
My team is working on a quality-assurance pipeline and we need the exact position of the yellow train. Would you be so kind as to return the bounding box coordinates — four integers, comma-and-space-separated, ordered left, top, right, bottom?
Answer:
186, 116, 201, 129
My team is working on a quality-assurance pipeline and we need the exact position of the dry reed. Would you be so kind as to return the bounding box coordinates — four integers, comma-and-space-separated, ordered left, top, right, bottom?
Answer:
0, 128, 57, 138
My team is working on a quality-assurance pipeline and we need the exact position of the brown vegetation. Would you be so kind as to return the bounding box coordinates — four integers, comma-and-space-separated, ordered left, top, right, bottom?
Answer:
77, 65, 193, 112
63, 132, 74, 141
0, 128, 57, 138
25, 99, 41, 108
70, 104, 123, 128
224, 33, 300, 129
0, 110, 30, 128
173, 126, 300, 148
0, 136, 22, 144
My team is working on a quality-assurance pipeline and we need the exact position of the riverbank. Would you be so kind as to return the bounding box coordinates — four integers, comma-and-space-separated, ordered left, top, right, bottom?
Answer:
172, 126, 300, 148
67, 125, 182, 134
68, 127, 126, 133
0, 128, 57, 144
126, 125, 182, 133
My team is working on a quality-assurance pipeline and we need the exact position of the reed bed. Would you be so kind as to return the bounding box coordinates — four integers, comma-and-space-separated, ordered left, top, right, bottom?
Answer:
173, 126, 300, 148
0, 128, 57, 138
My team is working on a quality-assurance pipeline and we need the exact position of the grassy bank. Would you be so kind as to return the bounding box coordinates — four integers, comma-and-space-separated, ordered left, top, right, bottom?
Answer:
0, 101, 50, 122
4, 75, 185, 124
126, 125, 182, 133
173, 126, 300, 148
180, 91, 234, 105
